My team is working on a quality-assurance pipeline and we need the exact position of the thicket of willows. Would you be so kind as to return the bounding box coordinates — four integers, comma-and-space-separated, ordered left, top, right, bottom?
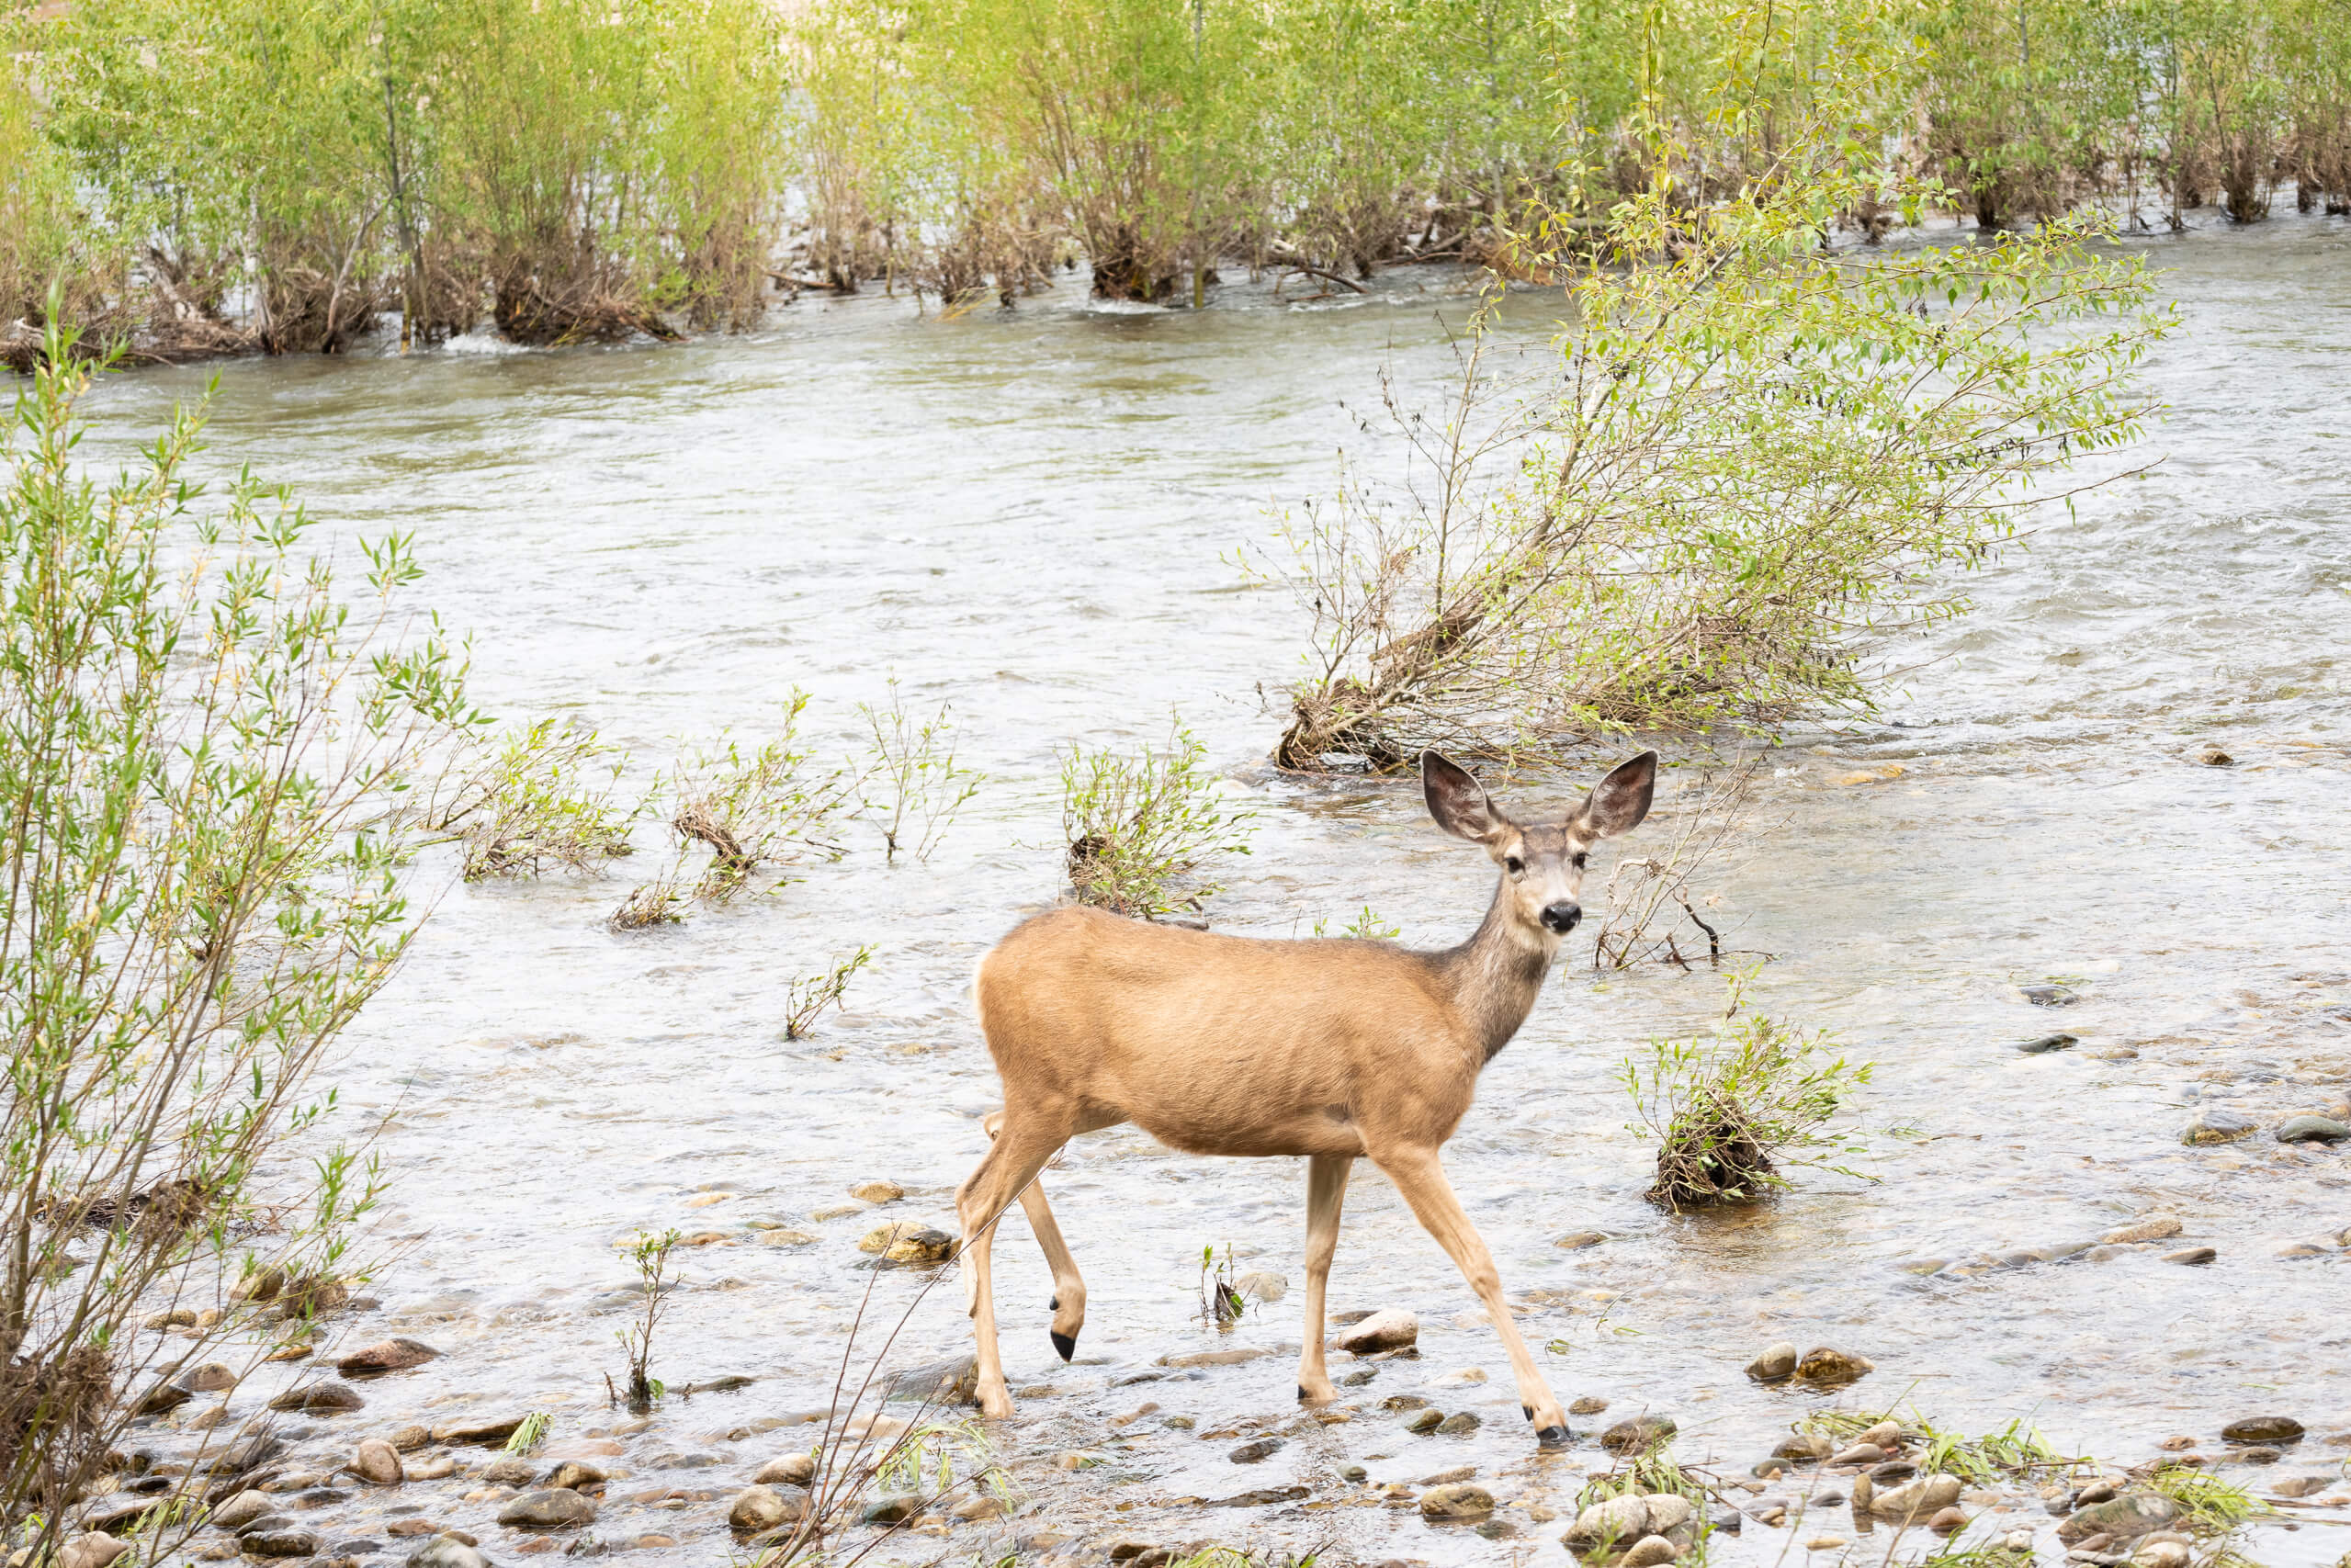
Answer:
5, 0, 2347, 363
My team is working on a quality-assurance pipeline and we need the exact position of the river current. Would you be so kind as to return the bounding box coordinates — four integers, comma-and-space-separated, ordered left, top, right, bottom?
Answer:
76, 208, 2351, 1566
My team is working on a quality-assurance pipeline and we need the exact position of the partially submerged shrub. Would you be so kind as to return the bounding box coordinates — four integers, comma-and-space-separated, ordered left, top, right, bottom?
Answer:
1059, 723, 1253, 919
782, 947, 875, 1041
1270, 75, 2170, 769
428, 716, 638, 880
857, 676, 979, 863
661, 694, 854, 899
1622, 976, 1871, 1211
0, 328, 464, 1544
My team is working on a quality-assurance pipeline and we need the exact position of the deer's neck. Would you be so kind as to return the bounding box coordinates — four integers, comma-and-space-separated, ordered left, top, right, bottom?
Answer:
1434, 880, 1555, 1064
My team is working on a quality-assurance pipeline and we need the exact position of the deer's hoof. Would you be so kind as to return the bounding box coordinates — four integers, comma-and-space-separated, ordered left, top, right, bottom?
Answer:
1535, 1424, 1573, 1450
1050, 1330, 1078, 1362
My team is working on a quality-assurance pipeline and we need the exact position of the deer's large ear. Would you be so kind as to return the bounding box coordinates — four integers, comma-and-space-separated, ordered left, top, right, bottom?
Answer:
1422, 750, 1509, 843
1575, 750, 1658, 838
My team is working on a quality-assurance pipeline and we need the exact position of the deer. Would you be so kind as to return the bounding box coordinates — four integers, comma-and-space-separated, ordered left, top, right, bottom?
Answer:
955, 748, 1656, 1448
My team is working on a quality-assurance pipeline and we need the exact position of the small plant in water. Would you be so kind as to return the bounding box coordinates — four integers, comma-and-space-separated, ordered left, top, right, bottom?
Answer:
608, 873, 690, 931
1060, 721, 1253, 919
614, 1228, 682, 1412
1198, 1243, 1246, 1325
1622, 974, 1871, 1211
504, 1411, 551, 1454
427, 716, 639, 881
857, 676, 980, 863
783, 946, 875, 1040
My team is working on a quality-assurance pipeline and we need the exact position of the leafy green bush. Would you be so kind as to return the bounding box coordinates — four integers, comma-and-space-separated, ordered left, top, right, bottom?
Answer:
0, 328, 471, 1543
1621, 976, 1871, 1210
1272, 75, 2170, 767
1059, 724, 1252, 919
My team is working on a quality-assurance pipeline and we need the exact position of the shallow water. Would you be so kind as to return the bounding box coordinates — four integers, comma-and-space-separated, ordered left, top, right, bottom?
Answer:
79, 210, 2351, 1565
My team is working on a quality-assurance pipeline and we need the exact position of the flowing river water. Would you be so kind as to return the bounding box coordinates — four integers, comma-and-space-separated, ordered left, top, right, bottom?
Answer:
75, 209, 2351, 1567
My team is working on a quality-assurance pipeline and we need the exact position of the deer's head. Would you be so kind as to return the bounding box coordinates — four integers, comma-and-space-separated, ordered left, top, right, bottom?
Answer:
1422, 749, 1658, 942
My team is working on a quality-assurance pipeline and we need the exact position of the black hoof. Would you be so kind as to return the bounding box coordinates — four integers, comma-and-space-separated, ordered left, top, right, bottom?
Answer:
1536, 1425, 1573, 1450
1050, 1330, 1078, 1362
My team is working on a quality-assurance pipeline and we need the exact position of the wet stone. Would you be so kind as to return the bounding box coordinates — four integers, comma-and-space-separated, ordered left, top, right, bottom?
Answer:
543, 1461, 607, 1490
1774, 1432, 1832, 1461
1228, 1438, 1283, 1463
430, 1415, 525, 1447
496, 1489, 596, 1531
177, 1362, 239, 1393
2102, 1216, 2182, 1245
2221, 1416, 2304, 1443
401, 1541, 490, 1568
210, 1491, 276, 1530
2276, 1115, 2351, 1145
351, 1439, 402, 1486
1795, 1347, 1874, 1384
1419, 1483, 1495, 1519
728, 1483, 808, 1531
240, 1531, 320, 1559
1403, 1409, 1444, 1434
1620, 1538, 1679, 1568
1570, 1395, 1610, 1415
478, 1457, 537, 1486
1554, 1231, 1607, 1250
1233, 1270, 1288, 1303
2018, 1033, 2080, 1054
2182, 1108, 2258, 1145
336, 1338, 441, 1378
1746, 1342, 1798, 1382
2164, 1247, 2217, 1266
849, 1179, 903, 1202
1604, 1415, 1677, 1453
1335, 1309, 1418, 1354
2056, 1494, 2180, 1542
884, 1352, 978, 1405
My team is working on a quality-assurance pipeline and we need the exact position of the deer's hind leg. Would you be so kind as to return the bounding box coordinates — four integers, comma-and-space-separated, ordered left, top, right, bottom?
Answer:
956, 1116, 1066, 1420
982, 1110, 1090, 1361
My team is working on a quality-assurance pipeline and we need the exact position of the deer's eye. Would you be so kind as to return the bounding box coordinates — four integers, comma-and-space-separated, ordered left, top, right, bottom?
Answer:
1505, 855, 1525, 875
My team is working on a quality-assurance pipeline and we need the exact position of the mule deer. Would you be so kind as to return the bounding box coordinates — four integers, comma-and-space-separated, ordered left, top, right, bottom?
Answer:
956, 749, 1656, 1447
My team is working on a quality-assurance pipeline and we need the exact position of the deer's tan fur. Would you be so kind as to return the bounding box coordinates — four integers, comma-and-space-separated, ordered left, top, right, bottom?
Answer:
956, 749, 1657, 1446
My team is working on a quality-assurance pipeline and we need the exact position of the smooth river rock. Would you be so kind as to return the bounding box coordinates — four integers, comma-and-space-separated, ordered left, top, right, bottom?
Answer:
1602, 1415, 1677, 1453
1334, 1309, 1418, 1353
403, 1541, 491, 1568
350, 1439, 402, 1485
1746, 1342, 1798, 1382
1795, 1347, 1874, 1384
336, 1338, 441, 1378
497, 1489, 596, 1530
2276, 1115, 2351, 1145
2102, 1216, 2182, 1245
754, 1452, 816, 1486
1232, 1270, 1287, 1303
2221, 1415, 2304, 1443
729, 1483, 809, 1531
210, 1492, 276, 1530
2055, 1493, 2179, 1542
2182, 1108, 2258, 1145
266, 1381, 363, 1414
1619, 1538, 1679, 1567
1871, 1473, 1962, 1521
1419, 1483, 1496, 1519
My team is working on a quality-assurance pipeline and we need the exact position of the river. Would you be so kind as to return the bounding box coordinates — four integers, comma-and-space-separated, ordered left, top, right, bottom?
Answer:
77, 208, 2351, 1566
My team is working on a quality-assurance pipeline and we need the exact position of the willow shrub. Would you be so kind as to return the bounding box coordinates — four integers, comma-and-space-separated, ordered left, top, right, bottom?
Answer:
0, 329, 478, 1547
1272, 97, 2172, 770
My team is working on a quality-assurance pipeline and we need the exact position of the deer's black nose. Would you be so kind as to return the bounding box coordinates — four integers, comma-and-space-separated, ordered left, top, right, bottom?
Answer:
1541, 901, 1582, 933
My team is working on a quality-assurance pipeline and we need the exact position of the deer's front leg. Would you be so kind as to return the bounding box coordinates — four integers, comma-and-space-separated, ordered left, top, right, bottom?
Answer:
955, 1126, 1061, 1421
1373, 1145, 1570, 1447
1294, 1154, 1352, 1404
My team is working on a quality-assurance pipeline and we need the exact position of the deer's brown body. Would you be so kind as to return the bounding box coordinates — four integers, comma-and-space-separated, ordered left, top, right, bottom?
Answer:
955, 750, 1657, 1446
